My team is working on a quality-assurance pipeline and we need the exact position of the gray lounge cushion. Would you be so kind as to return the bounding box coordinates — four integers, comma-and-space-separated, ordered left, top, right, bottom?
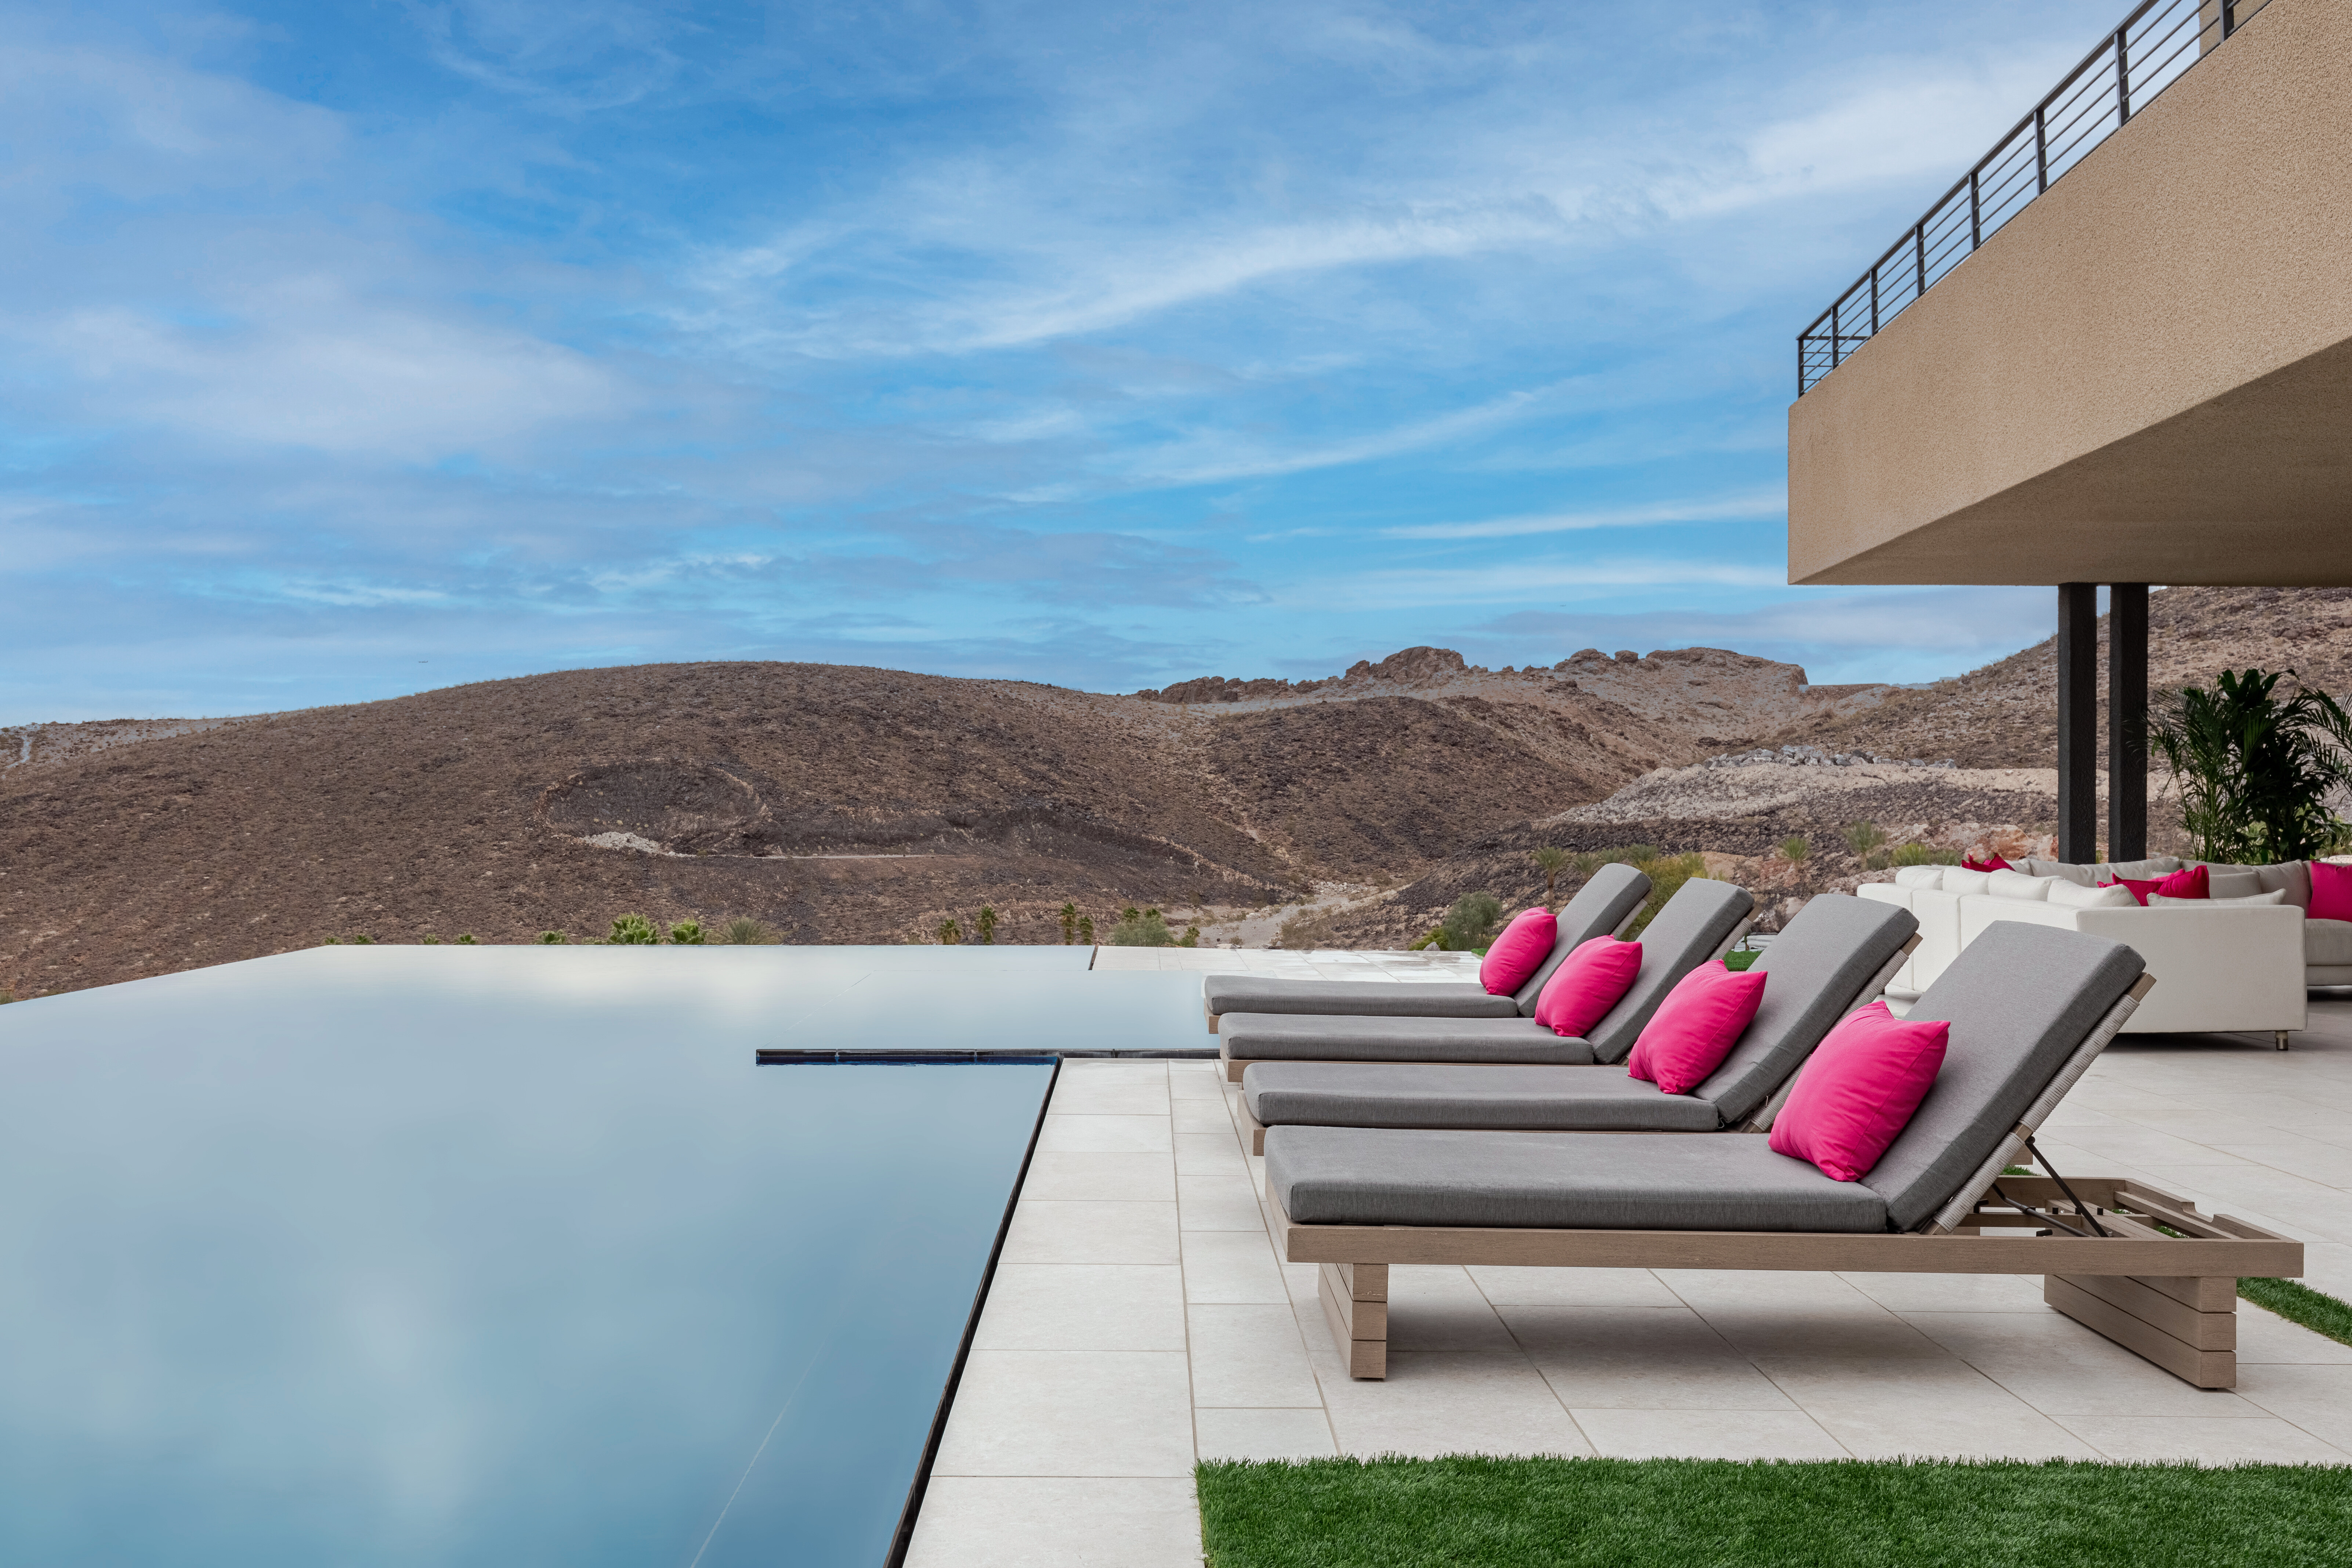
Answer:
1265, 1126, 1888, 1231
1689, 893, 1917, 1124
1238, 891, 1914, 1135
1581, 879, 1755, 1063
1219, 877, 1749, 1067
1859, 921, 2144, 1232
1221, 1014, 1591, 1065
1201, 978, 1515, 1020
1244, 1062, 1724, 1132
2305, 918, 2352, 968
1201, 861, 1650, 1021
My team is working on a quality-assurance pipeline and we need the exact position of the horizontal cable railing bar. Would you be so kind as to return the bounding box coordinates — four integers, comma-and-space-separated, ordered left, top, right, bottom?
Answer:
1797, 0, 2264, 393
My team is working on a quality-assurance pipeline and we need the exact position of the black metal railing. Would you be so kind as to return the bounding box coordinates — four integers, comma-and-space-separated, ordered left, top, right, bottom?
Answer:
1796, 0, 2267, 396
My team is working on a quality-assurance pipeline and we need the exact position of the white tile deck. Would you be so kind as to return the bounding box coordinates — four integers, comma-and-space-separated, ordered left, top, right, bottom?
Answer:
907, 993, 2352, 1563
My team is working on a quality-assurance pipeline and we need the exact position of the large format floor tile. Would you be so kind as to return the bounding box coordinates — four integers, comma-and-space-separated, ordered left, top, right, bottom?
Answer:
905, 1477, 1202, 1568
1000, 1199, 1180, 1265
1571, 1406, 1848, 1461
971, 1264, 1188, 1352
930, 1350, 1197, 1478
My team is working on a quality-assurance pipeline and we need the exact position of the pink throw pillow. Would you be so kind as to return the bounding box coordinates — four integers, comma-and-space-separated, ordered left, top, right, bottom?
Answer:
1626, 960, 1767, 1094
1533, 937, 1642, 1039
1961, 855, 2012, 873
1479, 907, 1559, 995
2312, 861, 2352, 923
2100, 875, 2159, 906
2154, 864, 2208, 900
1769, 1002, 1949, 1183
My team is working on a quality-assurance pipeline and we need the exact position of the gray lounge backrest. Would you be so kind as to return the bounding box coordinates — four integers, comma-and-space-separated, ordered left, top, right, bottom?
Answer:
1861, 921, 2144, 1232
1584, 878, 1755, 1063
1690, 893, 1918, 1125
1512, 862, 1652, 1014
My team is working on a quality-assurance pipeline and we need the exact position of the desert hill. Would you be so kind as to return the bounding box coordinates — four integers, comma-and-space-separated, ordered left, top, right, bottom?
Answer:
10, 586, 2347, 997
0, 644, 1873, 997
1305, 586, 2352, 945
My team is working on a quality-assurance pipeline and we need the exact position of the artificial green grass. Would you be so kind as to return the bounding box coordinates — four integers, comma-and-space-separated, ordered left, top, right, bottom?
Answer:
2242, 1276, 2352, 1346
1196, 1455, 2352, 1567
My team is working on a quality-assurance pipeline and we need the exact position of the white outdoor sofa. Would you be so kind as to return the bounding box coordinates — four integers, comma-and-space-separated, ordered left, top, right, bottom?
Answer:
1858, 863, 2306, 1045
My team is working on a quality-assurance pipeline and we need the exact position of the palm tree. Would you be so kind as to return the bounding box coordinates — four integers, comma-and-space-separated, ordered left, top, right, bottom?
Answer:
937, 917, 963, 945
1530, 845, 1570, 909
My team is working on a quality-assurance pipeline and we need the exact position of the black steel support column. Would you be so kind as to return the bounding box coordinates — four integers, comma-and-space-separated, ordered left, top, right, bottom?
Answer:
2108, 584, 2149, 862
2057, 584, 2100, 863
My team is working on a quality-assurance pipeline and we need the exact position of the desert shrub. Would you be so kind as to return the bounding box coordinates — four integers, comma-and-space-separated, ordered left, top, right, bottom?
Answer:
1181, 925, 1201, 948
1437, 892, 1504, 951
608, 914, 658, 945
536, 930, 567, 944
1842, 821, 1889, 859
1059, 903, 1079, 944
976, 906, 998, 944
323, 937, 341, 945
1106, 910, 1177, 946
351, 934, 376, 945
1530, 846, 1569, 908
455, 934, 477, 945
421, 934, 442, 945
721, 917, 772, 944
1778, 836, 1809, 862
1625, 853, 1708, 939
667, 919, 707, 945
0, 987, 14, 1003
1076, 914, 1096, 944
1890, 843, 1960, 867
937, 917, 963, 945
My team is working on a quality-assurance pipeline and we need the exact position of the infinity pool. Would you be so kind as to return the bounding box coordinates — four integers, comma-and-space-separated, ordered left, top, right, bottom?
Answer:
0, 946, 1195, 1565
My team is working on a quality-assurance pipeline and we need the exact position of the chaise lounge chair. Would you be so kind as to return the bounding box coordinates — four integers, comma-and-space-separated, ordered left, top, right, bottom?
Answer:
1236, 892, 1919, 1153
1201, 863, 1652, 1033
1259, 922, 2302, 1388
1215, 877, 1755, 1083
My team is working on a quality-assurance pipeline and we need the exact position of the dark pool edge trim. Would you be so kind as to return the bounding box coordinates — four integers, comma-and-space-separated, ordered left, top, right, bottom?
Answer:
883, 1053, 1063, 1568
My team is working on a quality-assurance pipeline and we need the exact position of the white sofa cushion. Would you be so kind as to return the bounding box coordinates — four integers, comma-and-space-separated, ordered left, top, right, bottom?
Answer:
1985, 869, 2051, 901
2306, 918, 2352, 967
2151, 890, 2288, 906
1939, 867, 1992, 897
1892, 865, 1945, 890
2048, 880, 2136, 909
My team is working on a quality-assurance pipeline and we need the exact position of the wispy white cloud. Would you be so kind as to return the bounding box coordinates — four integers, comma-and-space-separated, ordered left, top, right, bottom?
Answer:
1382, 489, 1785, 540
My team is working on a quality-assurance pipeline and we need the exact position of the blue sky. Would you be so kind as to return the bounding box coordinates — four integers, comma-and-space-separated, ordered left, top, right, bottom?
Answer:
0, 1, 2113, 723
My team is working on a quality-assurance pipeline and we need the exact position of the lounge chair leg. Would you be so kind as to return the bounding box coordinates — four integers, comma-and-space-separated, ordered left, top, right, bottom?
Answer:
2276, 1030, 2290, 1051
1317, 1262, 1388, 1380
2044, 1273, 2237, 1388
1206, 1005, 1219, 1036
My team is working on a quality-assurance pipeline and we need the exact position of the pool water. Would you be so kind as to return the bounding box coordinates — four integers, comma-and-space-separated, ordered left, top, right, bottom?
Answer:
0, 947, 1186, 1565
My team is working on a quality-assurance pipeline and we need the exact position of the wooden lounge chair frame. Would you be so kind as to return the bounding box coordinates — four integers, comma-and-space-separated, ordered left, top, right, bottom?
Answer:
1235, 934, 1919, 1152
1255, 973, 2308, 1391
1215, 914, 1755, 1081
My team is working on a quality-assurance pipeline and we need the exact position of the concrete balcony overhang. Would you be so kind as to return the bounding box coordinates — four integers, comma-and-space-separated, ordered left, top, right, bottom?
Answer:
1788, 0, 2352, 588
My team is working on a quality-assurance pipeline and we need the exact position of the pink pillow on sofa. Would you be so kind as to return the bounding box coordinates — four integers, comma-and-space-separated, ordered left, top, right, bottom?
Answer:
1626, 960, 1766, 1094
2153, 864, 2208, 900
1533, 937, 1642, 1039
2100, 874, 2158, 906
1769, 1002, 1949, 1182
2309, 861, 2352, 922
1479, 907, 1558, 995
